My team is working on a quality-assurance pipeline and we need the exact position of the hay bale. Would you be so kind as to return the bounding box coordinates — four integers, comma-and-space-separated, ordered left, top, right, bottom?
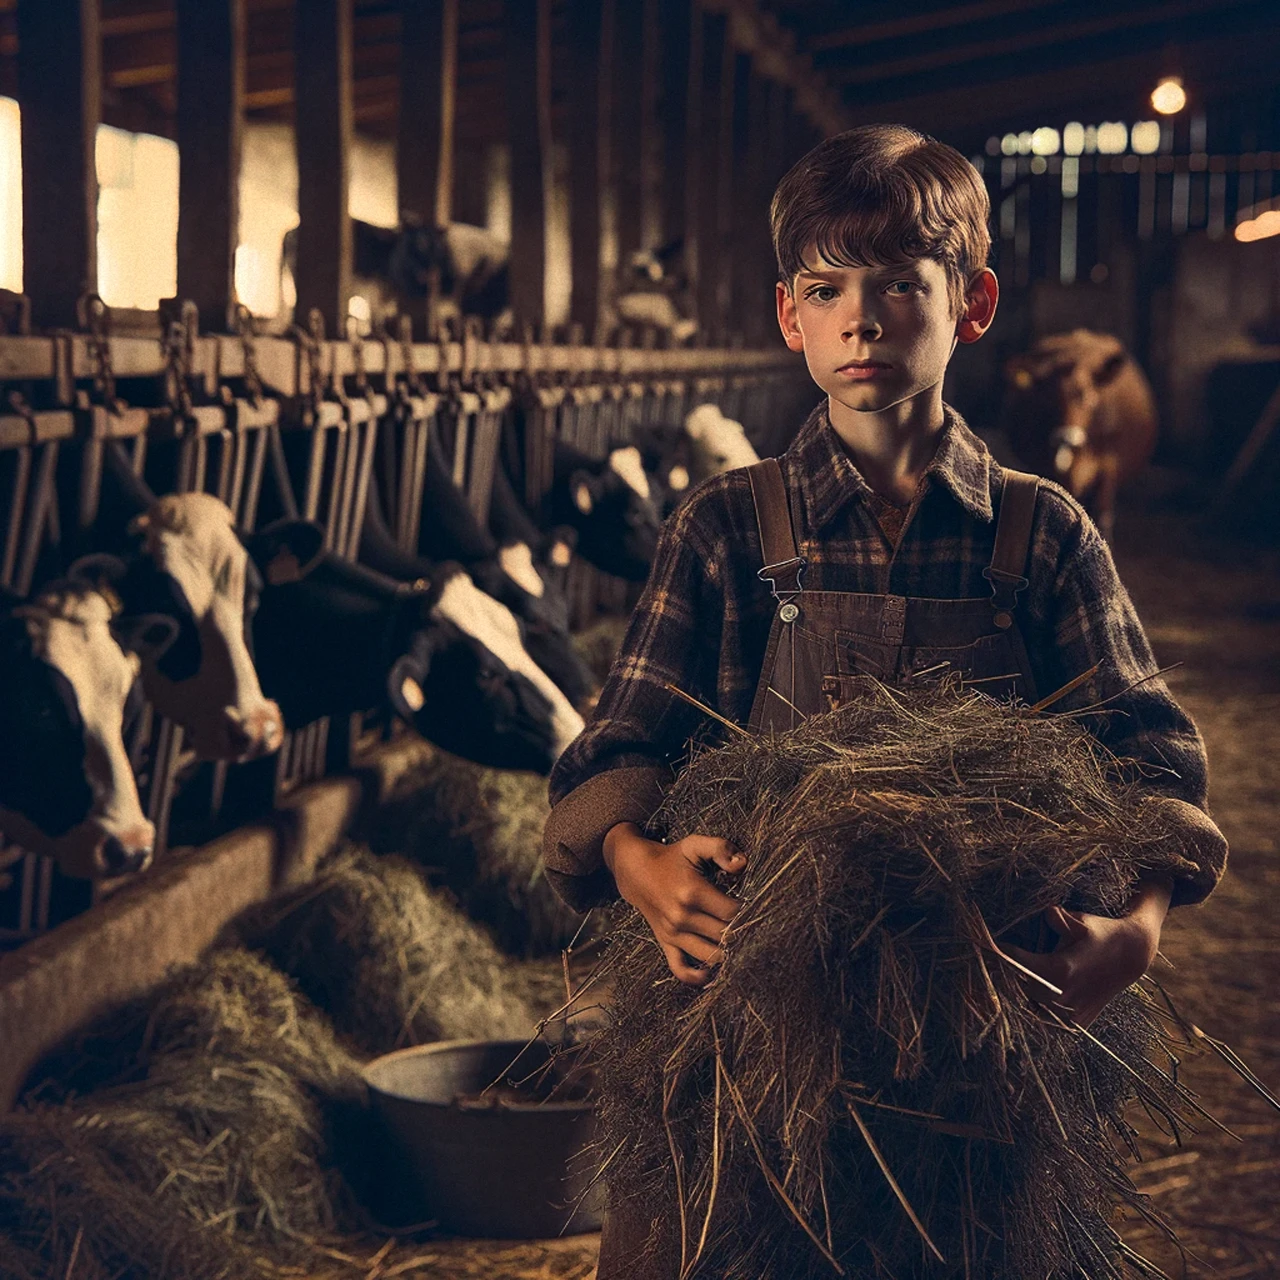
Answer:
592, 681, 1208, 1279
237, 845, 558, 1057
0, 950, 365, 1280
365, 755, 589, 957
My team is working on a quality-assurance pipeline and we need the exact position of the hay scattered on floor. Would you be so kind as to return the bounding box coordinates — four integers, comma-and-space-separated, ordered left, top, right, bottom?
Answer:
237, 845, 558, 1058
0, 949, 366, 1280
590, 680, 1226, 1279
366, 755, 589, 957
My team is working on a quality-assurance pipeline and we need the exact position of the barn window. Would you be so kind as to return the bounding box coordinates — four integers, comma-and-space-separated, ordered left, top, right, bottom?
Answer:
96, 125, 180, 311
0, 98, 21, 294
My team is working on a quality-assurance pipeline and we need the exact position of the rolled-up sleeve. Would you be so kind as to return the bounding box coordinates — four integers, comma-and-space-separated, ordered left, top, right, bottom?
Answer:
543, 491, 727, 908
1029, 489, 1227, 906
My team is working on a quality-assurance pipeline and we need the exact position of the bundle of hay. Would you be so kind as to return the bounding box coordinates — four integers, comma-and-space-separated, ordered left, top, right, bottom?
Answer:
591, 681, 1212, 1280
366, 756, 588, 956
237, 845, 560, 1057
0, 950, 365, 1280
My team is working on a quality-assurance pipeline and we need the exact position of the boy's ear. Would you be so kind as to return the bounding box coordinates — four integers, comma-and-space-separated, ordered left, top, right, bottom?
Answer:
776, 282, 805, 353
956, 268, 999, 345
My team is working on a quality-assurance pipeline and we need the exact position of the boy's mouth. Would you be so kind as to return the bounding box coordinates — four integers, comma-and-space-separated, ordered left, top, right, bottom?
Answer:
836, 360, 892, 381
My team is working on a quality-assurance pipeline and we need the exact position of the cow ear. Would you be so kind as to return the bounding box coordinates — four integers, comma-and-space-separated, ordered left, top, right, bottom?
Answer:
388, 653, 429, 721
113, 612, 180, 661
68, 553, 129, 590
570, 470, 597, 516
246, 519, 326, 585
1093, 352, 1127, 387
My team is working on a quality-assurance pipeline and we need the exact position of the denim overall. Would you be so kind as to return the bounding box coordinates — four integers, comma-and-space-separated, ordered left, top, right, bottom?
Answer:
746, 456, 1042, 728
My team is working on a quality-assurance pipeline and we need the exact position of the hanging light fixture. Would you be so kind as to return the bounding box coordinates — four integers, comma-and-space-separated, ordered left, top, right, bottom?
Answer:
1151, 76, 1186, 115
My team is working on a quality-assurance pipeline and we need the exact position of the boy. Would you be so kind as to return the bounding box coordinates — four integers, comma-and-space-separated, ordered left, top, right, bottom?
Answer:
544, 124, 1225, 1267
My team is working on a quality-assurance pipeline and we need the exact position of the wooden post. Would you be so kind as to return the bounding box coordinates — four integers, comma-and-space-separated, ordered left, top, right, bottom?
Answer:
294, 0, 354, 336
639, 0, 662, 250
681, 3, 704, 326
397, 0, 457, 229
694, 11, 731, 344
613, 0, 645, 275
659, 0, 692, 257
739, 66, 772, 345
17, 0, 100, 330
567, 0, 610, 333
505, 0, 551, 329
176, 0, 245, 333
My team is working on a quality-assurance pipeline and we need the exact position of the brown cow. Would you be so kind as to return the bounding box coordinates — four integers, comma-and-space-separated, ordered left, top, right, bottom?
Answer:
1002, 330, 1158, 542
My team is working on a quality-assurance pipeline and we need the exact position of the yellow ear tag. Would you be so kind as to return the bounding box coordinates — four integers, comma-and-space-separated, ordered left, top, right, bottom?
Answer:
400, 676, 425, 712
1014, 368, 1034, 389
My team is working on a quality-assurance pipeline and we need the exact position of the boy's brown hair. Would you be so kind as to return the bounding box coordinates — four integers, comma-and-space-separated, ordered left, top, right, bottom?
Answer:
771, 124, 991, 314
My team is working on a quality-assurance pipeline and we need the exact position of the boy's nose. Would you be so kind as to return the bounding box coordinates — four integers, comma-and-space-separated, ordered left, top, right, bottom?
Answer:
842, 316, 883, 341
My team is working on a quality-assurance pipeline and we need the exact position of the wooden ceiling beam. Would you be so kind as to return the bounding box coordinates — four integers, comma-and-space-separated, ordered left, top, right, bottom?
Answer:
804, 0, 1063, 53
845, 26, 1280, 147
824, 0, 1243, 86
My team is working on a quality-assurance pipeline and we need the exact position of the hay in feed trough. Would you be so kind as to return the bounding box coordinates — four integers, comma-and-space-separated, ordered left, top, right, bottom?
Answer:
0, 853, 583, 1280
236, 844, 559, 1057
590, 680, 1231, 1280
0, 949, 366, 1280
366, 754, 589, 956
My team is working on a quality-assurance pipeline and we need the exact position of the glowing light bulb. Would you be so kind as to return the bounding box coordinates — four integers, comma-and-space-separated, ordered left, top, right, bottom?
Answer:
1151, 77, 1186, 116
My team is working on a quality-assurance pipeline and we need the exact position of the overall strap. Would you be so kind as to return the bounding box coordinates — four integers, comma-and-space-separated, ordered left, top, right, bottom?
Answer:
984, 468, 1039, 629
747, 458, 806, 600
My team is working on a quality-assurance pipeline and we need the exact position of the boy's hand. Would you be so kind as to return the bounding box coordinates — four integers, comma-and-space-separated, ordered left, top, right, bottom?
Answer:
1005, 876, 1173, 1026
603, 821, 745, 987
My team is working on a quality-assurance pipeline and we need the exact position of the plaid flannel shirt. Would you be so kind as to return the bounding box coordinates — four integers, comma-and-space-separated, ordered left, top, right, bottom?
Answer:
544, 402, 1227, 911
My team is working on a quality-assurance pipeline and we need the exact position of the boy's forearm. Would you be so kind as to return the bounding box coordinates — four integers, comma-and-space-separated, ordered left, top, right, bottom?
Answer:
542, 767, 670, 911
602, 821, 643, 877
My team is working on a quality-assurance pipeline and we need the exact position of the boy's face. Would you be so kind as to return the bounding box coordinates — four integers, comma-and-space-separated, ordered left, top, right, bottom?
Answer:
776, 252, 994, 422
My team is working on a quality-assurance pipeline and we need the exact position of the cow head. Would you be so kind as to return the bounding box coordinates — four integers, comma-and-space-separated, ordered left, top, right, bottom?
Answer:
1006, 330, 1129, 485
388, 616, 564, 774
0, 584, 178, 878
684, 404, 760, 482
558, 445, 663, 582
423, 568, 585, 766
102, 493, 311, 762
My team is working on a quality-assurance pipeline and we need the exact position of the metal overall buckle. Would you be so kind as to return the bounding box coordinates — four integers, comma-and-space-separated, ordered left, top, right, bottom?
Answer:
758, 556, 806, 623
983, 565, 1028, 630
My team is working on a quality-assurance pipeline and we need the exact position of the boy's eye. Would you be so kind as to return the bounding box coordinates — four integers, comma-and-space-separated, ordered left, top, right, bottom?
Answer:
804, 285, 838, 303
885, 281, 921, 296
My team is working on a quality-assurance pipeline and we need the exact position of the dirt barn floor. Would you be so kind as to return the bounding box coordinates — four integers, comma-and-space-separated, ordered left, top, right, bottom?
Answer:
442, 482, 1280, 1280
1111, 490, 1280, 1278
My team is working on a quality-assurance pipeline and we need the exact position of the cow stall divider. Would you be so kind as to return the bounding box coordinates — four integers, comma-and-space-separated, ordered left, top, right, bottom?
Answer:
0, 303, 809, 949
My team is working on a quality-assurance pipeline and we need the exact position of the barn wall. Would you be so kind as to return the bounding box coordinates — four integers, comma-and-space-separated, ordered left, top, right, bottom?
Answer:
1167, 235, 1280, 462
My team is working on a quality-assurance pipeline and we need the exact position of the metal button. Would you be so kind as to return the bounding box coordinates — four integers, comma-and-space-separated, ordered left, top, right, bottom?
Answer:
993, 610, 1013, 630
779, 602, 799, 623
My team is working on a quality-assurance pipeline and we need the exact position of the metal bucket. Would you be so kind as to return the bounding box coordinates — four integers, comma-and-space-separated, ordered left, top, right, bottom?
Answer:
362, 1037, 602, 1238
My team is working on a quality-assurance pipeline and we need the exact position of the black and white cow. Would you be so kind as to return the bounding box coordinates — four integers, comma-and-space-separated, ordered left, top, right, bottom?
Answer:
0, 582, 176, 878
611, 245, 697, 342
247, 526, 584, 774
543, 440, 663, 582
682, 404, 760, 480
81, 445, 288, 763
364, 434, 595, 708
296, 219, 511, 333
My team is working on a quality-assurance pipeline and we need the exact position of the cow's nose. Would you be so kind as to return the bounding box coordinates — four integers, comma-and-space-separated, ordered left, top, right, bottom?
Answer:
99, 828, 154, 876
224, 702, 284, 760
